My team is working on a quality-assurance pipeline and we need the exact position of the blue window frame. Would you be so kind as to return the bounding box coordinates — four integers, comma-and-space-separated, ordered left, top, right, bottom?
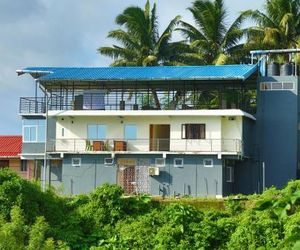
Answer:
87, 124, 106, 140
124, 124, 137, 140
23, 119, 46, 142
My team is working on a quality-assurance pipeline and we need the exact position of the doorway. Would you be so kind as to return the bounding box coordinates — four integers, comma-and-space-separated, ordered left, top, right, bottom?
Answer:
117, 165, 136, 195
149, 124, 170, 151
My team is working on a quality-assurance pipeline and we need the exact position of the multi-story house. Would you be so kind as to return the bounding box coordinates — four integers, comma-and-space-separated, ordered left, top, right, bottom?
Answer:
17, 49, 300, 196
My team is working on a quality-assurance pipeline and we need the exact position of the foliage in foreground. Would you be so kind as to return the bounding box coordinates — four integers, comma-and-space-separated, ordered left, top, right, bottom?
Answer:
1, 169, 300, 249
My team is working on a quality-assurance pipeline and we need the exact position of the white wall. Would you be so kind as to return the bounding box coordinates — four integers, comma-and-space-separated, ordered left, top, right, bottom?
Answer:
221, 116, 243, 152
55, 115, 243, 153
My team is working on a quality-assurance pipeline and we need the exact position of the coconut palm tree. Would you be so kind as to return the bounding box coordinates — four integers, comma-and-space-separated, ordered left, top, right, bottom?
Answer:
177, 0, 247, 65
98, 1, 199, 109
98, 0, 195, 67
243, 0, 300, 51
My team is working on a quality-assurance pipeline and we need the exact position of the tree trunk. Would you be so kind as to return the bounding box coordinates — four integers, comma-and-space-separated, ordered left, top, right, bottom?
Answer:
151, 89, 161, 110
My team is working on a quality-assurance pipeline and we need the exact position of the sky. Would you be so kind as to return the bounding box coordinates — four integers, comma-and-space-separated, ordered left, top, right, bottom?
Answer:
0, 0, 263, 135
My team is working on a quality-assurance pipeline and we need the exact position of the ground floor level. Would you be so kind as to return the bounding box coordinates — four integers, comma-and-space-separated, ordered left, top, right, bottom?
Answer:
0, 158, 38, 180
30, 153, 247, 197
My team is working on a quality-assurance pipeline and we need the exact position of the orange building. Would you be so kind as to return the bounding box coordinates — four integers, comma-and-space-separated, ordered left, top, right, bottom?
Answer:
0, 135, 34, 180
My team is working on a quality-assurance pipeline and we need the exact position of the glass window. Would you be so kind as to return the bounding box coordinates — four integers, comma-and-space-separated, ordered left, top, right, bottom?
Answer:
182, 124, 205, 139
22, 119, 45, 142
30, 127, 37, 141
226, 166, 234, 182
72, 158, 81, 167
87, 124, 106, 140
174, 158, 184, 167
37, 125, 45, 142
203, 159, 213, 167
97, 125, 106, 140
23, 127, 31, 142
155, 158, 165, 167
20, 160, 27, 172
283, 82, 294, 90
88, 125, 98, 139
124, 124, 137, 140
272, 82, 282, 90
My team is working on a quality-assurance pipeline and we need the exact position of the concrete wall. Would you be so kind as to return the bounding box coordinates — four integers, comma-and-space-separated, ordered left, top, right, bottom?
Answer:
256, 76, 299, 189
55, 115, 243, 153
61, 154, 117, 195
56, 153, 223, 197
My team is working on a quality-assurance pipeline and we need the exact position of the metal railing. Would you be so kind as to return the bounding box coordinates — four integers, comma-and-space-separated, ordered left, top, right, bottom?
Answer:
19, 95, 255, 113
19, 97, 45, 114
47, 138, 243, 154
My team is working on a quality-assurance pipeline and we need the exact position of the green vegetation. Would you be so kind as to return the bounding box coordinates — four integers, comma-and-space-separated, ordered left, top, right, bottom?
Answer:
98, 0, 300, 110
99, 0, 300, 66
1, 169, 300, 249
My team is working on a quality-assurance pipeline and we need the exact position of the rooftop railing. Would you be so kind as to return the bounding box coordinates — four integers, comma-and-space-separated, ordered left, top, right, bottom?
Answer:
19, 96, 255, 114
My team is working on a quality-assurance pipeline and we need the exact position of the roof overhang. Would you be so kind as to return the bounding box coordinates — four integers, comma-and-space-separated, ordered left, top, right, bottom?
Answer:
48, 109, 256, 121
17, 64, 258, 84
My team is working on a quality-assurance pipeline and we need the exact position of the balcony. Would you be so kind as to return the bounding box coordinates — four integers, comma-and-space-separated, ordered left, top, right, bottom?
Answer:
19, 97, 45, 114
19, 88, 256, 114
47, 138, 243, 154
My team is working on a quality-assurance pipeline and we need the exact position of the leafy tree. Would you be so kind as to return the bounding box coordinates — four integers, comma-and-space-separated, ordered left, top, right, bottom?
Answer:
243, 0, 300, 51
98, 0, 196, 109
177, 0, 247, 65
98, 0, 189, 67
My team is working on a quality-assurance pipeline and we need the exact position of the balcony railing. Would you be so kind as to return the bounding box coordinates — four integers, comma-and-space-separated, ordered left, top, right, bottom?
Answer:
19, 95, 256, 114
19, 97, 45, 114
47, 138, 243, 154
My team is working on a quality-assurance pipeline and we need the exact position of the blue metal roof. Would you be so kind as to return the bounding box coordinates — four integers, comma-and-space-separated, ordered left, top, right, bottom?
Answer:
18, 64, 257, 82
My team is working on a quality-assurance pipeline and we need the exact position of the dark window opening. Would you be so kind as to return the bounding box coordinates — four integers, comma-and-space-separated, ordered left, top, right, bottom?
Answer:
182, 124, 205, 139
20, 160, 27, 172
0, 160, 9, 169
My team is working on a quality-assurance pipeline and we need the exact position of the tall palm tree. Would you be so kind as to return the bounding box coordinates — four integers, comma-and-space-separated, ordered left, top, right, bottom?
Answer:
243, 0, 300, 51
98, 1, 197, 109
98, 0, 191, 67
177, 0, 247, 65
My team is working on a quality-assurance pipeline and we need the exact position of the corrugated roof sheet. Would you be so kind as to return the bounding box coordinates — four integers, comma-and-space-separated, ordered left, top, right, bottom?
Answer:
18, 64, 257, 82
0, 136, 22, 158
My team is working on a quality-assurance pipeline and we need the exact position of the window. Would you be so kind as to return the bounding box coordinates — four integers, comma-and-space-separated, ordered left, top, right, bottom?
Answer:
182, 124, 205, 139
23, 119, 45, 142
104, 158, 114, 166
20, 160, 27, 172
203, 159, 213, 167
72, 158, 81, 167
174, 158, 184, 168
0, 160, 9, 168
260, 82, 294, 91
155, 158, 165, 167
260, 82, 271, 90
87, 124, 106, 140
283, 82, 294, 90
226, 166, 234, 182
61, 128, 65, 137
124, 124, 137, 140
83, 90, 105, 110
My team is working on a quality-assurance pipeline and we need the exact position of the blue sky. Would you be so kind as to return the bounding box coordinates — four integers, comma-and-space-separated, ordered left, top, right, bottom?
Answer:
0, 0, 263, 135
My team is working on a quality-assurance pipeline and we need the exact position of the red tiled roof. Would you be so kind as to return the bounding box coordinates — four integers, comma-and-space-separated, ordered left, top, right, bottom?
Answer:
0, 136, 22, 157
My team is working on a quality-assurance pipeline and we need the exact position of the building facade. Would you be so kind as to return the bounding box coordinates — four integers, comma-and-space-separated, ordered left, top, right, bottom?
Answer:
0, 135, 35, 180
17, 54, 300, 196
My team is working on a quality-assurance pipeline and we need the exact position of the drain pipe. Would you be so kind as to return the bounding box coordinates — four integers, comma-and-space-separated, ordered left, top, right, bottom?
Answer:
42, 90, 49, 191
262, 162, 266, 192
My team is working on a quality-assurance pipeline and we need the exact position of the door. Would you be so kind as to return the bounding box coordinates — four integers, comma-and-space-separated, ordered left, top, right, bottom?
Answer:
117, 165, 136, 195
149, 124, 170, 151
